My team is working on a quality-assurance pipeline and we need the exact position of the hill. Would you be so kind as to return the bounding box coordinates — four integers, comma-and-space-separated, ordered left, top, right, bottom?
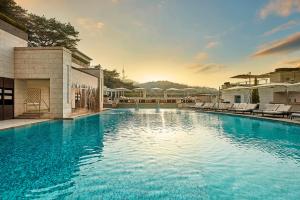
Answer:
136, 81, 218, 94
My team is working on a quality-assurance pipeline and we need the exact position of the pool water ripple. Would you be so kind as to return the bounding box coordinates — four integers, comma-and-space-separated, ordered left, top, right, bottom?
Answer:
0, 109, 300, 199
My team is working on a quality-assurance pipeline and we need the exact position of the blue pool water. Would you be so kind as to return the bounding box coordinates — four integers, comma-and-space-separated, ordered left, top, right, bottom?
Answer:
0, 109, 300, 199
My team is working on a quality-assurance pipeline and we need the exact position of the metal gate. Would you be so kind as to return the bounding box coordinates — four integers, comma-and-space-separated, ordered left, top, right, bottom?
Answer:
0, 77, 14, 120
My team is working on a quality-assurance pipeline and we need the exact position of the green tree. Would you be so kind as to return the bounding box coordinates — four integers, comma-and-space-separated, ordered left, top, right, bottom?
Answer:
27, 14, 80, 48
0, 0, 80, 49
103, 69, 134, 89
251, 78, 260, 103
0, 0, 27, 22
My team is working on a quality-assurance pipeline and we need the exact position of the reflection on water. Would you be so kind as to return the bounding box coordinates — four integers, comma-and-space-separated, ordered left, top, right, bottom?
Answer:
0, 109, 299, 199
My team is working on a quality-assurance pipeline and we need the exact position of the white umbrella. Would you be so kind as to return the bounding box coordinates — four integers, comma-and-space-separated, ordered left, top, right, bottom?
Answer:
133, 88, 146, 98
166, 88, 180, 91
114, 88, 131, 98
151, 87, 163, 91
183, 88, 195, 91
133, 87, 145, 91
183, 88, 195, 97
115, 87, 131, 91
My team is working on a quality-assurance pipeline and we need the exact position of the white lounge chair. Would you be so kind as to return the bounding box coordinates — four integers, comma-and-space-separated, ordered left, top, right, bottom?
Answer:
253, 104, 280, 115
291, 112, 300, 120
263, 105, 291, 117
235, 104, 258, 113
203, 103, 215, 110
188, 102, 204, 109
229, 103, 247, 112
216, 103, 233, 111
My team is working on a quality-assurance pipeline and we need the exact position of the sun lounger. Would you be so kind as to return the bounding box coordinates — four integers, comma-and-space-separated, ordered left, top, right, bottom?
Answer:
235, 104, 258, 113
228, 103, 247, 112
188, 102, 204, 108
228, 103, 241, 111
291, 112, 300, 120
263, 105, 291, 117
202, 103, 215, 110
253, 104, 280, 115
215, 103, 233, 111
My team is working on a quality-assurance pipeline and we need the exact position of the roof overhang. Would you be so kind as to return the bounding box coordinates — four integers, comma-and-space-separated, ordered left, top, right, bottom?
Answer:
71, 49, 92, 65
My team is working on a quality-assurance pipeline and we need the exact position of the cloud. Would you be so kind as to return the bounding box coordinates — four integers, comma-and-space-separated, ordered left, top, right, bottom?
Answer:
205, 41, 219, 49
111, 0, 121, 4
194, 52, 208, 62
283, 58, 300, 66
77, 18, 104, 31
260, 0, 300, 19
189, 51, 225, 73
189, 63, 225, 73
263, 20, 300, 36
158, 0, 169, 9
253, 32, 300, 57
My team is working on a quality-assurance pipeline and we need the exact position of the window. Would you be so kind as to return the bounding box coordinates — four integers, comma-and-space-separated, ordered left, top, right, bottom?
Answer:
234, 95, 241, 103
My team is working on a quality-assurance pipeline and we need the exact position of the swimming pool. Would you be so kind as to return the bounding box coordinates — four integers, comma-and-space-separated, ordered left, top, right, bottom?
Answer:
0, 109, 300, 199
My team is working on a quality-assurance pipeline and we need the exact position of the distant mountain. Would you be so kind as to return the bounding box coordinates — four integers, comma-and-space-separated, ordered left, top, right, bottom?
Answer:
135, 81, 218, 94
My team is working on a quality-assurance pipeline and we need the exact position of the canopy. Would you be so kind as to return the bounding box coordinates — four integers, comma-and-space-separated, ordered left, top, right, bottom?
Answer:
151, 87, 163, 91
252, 83, 292, 88
166, 88, 180, 91
230, 73, 270, 79
183, 88, 195, 91
115, 88, 131, 92
133, 87, 145, 91
223, 86, 251, 91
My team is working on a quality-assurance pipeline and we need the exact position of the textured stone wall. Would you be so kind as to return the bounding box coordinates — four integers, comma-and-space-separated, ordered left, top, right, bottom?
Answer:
14, 47, 69, 118
0, 29, 27, 78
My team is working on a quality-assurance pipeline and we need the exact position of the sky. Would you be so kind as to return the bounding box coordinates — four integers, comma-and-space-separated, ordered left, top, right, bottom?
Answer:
15, 0, 300, 88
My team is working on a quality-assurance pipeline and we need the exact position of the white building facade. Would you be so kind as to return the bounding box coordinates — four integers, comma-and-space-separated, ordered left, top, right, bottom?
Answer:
0, 19, 104, 120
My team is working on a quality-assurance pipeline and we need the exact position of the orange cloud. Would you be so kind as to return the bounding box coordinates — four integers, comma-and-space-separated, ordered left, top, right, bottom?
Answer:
260, 0, 300, 19
283, 58, 300, 66
189, 63, 225, 73
205, 41, 219, 49
194, 52, 208, 62
253, 32, 300, 57
77, 18, 104, 31
263, 20, 300, 36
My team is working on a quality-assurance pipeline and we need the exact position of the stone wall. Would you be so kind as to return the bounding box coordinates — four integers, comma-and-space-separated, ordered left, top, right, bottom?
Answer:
14, 47, 72, 118
99, 69, 104, 111
0, 28, 27, 78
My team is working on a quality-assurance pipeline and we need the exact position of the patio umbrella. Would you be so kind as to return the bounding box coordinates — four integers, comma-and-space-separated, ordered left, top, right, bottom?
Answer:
166, 88, 180, 91
183, 88, 195, 97
133, 87, 146, 98
151, 87, 163, 91
114, 88, 131, 98
166, 88, 180, 98
151, 88, 163, 97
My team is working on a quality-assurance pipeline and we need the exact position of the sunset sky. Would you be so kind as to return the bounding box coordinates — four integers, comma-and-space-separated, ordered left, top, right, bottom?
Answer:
16, 0, 300, 88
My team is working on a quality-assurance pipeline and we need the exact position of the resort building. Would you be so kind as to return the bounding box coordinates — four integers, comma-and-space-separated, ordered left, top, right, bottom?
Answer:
269, 68, 300, 83
0, 18, 104, 120
221, 86, 252, 103
221, 68, 300, 111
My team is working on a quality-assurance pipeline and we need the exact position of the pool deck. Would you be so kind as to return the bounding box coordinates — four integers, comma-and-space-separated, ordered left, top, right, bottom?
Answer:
195, 110, 300, 126
0, 119, 51, 131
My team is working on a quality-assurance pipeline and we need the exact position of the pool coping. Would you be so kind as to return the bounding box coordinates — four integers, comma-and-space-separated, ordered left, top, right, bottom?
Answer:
1, 108, 299, 131
194, 109, 300, 126
0, 119, 52, 131
0, 109, 113, 131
